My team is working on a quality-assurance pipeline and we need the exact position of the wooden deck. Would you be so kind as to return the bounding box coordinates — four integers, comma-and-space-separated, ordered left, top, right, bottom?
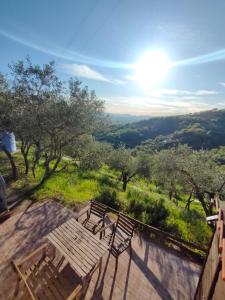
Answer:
0, 200, 201, 300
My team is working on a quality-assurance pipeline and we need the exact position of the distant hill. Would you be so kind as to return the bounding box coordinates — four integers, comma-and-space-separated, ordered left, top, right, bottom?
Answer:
106, 113, 149, 125
99, 109, 225, 150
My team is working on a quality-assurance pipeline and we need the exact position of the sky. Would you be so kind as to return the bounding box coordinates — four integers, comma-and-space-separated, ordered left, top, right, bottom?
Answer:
1, 0, 225, 116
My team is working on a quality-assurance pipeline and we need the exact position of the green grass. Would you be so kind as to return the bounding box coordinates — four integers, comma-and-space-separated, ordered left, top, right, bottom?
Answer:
35, 171, 101, 203
0, 151, 212, 247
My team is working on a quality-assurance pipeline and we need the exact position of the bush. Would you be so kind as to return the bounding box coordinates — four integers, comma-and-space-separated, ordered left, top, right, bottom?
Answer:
96, 188, 120, 210
98, 174, 117, 188
127, 187, 149, 202
129, 198, 146, 219
144, 199, 169, 228
128, 195, 169, 230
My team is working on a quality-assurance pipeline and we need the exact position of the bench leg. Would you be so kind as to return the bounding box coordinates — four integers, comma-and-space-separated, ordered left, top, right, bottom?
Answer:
129, 240, 132, 256
14, 275, 21, 297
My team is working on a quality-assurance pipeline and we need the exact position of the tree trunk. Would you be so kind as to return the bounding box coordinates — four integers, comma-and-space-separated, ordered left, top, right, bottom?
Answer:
39, 155, 62, 186
21, 143, 31, 175
1, 145, 18, 180
32, 163, 37, 178
196, 192, 210, 216
32, 142, 41, 178
169, 190, 173, 200
122, 172, 128, 192
39, 171, 51, 186
174, 190, 179, 206
32, 152, 39, 178
185, 191, 193, 211
122, 180, 128, 192
23, 154, 29, 175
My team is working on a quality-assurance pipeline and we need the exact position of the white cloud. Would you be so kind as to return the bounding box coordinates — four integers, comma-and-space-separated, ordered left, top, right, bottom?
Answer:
112, 79, 126, 85
145, 88, 218, 98
195, 90, 218, 96
124, 79, 219, 97
104, 94, 219, 116
62, 63, 125, 85
219, 82, 225, 88
62, 63, 110, 82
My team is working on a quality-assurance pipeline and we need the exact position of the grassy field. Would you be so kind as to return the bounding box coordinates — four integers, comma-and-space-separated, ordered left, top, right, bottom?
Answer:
0, 151, 212, 247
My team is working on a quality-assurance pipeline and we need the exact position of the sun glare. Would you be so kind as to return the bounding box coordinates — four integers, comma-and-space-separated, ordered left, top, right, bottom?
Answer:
134, 50, 170, 91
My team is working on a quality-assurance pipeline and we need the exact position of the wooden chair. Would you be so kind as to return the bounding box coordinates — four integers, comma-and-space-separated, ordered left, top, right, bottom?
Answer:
12, 243, 82, 300
101, 213, 136, 257
77, 200, 108, 235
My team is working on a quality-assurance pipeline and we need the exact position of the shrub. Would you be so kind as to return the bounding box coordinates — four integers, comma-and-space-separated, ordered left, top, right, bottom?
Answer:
128, 195, 169, 230
98, 174, 117, 188
127, 187, 149, 202
144, 199, 169, 228
129, 198, 145, 219
96, 188, 120, 210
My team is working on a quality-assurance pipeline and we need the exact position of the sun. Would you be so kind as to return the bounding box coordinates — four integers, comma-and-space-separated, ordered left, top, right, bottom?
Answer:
134, 50, 170, 91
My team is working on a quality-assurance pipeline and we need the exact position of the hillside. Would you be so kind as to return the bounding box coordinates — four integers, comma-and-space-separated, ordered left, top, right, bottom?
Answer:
0, 150, 211, 247
99, 109, 225, 149
107, 113, 149, 124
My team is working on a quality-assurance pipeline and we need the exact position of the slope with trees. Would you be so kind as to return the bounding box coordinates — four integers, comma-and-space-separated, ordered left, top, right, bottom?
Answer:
99, 109, 225, 150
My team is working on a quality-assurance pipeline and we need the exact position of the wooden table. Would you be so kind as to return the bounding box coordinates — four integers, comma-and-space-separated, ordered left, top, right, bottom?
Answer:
47, 218, 109, 279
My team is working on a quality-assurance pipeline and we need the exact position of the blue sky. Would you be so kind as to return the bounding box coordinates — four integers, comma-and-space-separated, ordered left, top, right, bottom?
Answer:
1, 0, 225, 116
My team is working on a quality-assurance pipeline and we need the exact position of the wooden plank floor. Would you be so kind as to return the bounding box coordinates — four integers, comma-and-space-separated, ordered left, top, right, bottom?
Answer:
0, 200, 201, 300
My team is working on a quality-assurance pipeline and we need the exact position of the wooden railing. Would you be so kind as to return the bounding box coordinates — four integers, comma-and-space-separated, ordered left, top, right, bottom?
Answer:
194, 199, 225, 299
75, 201, 207, 261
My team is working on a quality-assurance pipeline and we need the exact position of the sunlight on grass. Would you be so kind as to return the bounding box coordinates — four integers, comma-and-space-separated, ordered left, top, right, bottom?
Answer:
35, 172, 101, 203
0, 151, 212, 247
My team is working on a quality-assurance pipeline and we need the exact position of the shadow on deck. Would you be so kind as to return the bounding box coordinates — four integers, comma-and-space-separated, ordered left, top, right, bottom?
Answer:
0, 200, 200, 300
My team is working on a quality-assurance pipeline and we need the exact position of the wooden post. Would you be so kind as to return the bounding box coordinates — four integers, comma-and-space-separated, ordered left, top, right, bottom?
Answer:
222, 239, 225, 281
219, 220, 224, 253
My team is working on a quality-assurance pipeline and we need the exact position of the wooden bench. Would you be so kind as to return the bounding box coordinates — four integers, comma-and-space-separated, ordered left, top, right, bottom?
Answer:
100, 213, 136, 257
12, 243, 82, 300
77, 200, 108, 235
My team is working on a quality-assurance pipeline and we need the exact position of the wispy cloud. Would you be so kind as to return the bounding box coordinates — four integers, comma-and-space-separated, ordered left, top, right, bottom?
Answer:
0, 28, 132, 69
146, 88, 219, 98
2, 27, 225, 71
62, 63, 125, 84
195, 90, 218, 96
62, 63, 110, 82
111, 79, 126, 85
175, 48, 225, 67
104, 91, 221, 116
219, 82, 225, 88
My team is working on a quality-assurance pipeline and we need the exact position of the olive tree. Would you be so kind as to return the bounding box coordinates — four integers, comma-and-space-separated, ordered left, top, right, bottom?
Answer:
153, 145, 225, 216
108, 147, 152, 191
33, 79, 104, 185
153, 148, 183, 204
65, 135, 112, 171
8, 58, 63, 175
135, 152, 153, 179
0, 58, 105, 186
107, 146, 136, 191
0, 73, 18, 180
0, 58, 63, 176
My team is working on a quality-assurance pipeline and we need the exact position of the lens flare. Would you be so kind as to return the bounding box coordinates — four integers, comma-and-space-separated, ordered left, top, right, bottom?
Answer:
133, 50, 170, 91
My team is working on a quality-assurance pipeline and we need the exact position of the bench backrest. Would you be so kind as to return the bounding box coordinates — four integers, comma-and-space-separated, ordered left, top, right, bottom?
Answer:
115, 213, 136, 238
89, 200, 108, 219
